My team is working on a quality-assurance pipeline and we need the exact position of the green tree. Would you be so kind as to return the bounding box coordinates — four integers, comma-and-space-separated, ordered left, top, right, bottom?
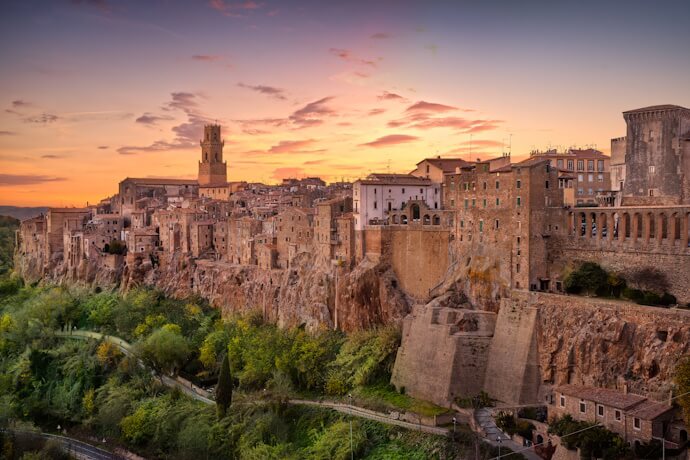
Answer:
564, 262, 609, 296
216, 353, 233, 418
136, 327, 190, 376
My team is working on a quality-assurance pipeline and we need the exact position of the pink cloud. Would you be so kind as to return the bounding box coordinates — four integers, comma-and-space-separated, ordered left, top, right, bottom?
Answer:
378, 91, 405, 101
329, 48, 380, 67
272, 167, 305, 180
406, 101, 457, 113
368, 108, 386, 116
360, 134, 419, 148
209, 0, 262, 17
370, 32, 391, 39
289, 96, 335, 127
269, 139, 316, 153
237, 82, 287, 100
0, 174, 66, 185
192, 55, 222, 62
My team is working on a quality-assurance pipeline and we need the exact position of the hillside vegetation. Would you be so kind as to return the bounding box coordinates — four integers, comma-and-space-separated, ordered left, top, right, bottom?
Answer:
0, 282, 510, 459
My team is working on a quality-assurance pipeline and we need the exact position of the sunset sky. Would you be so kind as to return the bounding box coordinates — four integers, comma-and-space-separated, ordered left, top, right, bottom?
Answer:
1, 0, 689, 207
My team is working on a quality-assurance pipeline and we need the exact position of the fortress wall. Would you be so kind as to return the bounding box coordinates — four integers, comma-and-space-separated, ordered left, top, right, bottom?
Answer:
483, 297, 540, 405
389, 228, 450, 300
551, 246, 690, 304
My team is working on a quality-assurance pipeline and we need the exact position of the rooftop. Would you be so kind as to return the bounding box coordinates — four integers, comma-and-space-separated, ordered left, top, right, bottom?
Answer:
556, 385, 647, 411
121, 177, 198, 186
417, 157, 472, 172
623, 104, 690, 114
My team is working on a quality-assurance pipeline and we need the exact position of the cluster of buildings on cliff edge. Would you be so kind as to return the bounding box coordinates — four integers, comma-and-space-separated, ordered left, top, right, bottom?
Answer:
13, 105, 690, 448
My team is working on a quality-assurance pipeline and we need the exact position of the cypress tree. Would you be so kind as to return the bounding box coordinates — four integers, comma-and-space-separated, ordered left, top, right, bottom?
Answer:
216, 353, 232, 418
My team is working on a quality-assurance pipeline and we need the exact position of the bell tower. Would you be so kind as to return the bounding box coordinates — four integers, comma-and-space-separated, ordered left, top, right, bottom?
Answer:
198, 124, 227, 186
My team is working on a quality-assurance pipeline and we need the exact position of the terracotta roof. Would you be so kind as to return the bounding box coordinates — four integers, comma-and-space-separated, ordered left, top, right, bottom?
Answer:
358, 173, 432, 185
513, 157, 551, 168
556, 385, 646, 410
629, 399, 674, 421
623, 104, 689, 114
417, 157, 472, 172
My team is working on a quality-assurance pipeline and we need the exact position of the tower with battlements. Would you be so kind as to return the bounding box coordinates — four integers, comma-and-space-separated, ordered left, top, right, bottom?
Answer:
198, 124, 227, 187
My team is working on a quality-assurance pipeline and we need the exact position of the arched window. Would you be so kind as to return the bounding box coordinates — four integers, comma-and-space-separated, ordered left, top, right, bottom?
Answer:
423, 214, 430, 225
392, 215, 399, 224
401, 215, 408, 225
433, 215, 441, 225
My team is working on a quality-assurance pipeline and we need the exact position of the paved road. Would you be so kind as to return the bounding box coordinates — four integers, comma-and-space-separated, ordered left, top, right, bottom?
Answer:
475, 408, 541, 460
292, 399, 450, 436
2, 429, 125, 460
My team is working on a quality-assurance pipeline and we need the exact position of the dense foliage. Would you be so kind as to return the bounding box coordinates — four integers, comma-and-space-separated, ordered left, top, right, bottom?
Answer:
0, 281, 483, 459
564, 262, 678, 307
548, 415, 631, 459
675, 355, 690, 423
0, 215, 19, 275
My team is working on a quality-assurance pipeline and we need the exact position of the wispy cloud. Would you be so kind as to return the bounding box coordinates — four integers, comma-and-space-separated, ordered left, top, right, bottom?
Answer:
41, 154, 67, 159
12, 100, 32, 108
98, 145, 109, 149
269, 139, 316, 153
329, 48, 381, 67
237, 82, 287, 100
370, 32, 391, 39
406, 101, 457, 113
0, 174, 66, 186
378, 91, 405, 101
136, 113, 174, 125
119, 92, 213, 155
209, 0, 262, 17
23, 113, 59, 124
360, 134, 419, 148
289, 96, 335, 128
192, 54, 222, 62
0, 131, 16, 136
271, 167, 304, 180
368, 108, 386, 116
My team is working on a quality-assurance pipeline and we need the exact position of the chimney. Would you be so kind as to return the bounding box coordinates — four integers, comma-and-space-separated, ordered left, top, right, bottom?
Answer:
437, 155, 441, 159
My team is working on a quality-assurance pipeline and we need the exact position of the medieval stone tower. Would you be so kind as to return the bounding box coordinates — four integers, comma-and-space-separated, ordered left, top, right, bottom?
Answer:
198, 124, 227, 186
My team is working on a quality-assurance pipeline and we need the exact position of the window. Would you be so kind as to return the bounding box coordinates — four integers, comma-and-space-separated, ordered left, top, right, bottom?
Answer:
464, 199, 469, 209
588, 174, 594, 182
402, 188, 405, 194
483, 182, 487, 190
597, 160, 604, 172
649, 165, 655, 174
516, 180, 521, 189
479, 220, 484, 232
579, 401, 586, 413
460, 220, 464, 228
578, 174, 584, 182
615, 410, 621, 421
472, 199, 476, 207
560, 395, 565, 407
516, 263, 520, 273
496, 180, 500, 189
495, 219, 499, 229
598, 174, 604, 182
496, 198, 500, 206
587, 160, 594, 171
577, 188, 584, 195
374, 201, 377, 209
557, 159, 564, 168
568, 160, 574, 170
633, 418, 641, 430
577, 160, 584, 171
420, 188, 423, 194
545, 180, 549, 189
597, 405, 604, 417
517, 197, 521, 207
483, 199, 487, 208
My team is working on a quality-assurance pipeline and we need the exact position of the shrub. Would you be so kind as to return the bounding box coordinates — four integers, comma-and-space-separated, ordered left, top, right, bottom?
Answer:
639, 291, 662, 306
564, 262, 609, 296
659, 292, 677, 306
622, 287, 644, 302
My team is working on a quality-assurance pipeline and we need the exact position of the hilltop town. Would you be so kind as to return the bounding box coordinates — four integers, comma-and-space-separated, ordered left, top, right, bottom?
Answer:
14, 104, 690, 452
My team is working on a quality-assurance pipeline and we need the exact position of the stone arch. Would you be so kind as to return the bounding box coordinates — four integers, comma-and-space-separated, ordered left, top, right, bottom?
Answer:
590, 212, 597, 238
579, 212, 586, 236
635, 213, 643, 239
433, 215, 441, 225
672, 213, 681, 241
613, 212, 620, 239
568, 211, 575, 235
423, 214, 430, 225
599, 212, 608, 239
660, 213, 668, 240
392, 214, 399, 224
411, 204, 420, 221
623, 213, 631, 238
647, 212, 655, 239
401, 214, 408, 225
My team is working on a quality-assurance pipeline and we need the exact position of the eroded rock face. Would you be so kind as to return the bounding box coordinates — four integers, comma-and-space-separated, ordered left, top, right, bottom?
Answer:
532, 293, 690, 401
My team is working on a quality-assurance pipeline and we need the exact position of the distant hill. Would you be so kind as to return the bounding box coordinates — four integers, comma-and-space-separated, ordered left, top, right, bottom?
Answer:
0, 206, 49, 221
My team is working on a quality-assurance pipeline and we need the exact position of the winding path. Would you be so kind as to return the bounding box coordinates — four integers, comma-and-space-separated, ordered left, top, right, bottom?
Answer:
1, 429, 126, 460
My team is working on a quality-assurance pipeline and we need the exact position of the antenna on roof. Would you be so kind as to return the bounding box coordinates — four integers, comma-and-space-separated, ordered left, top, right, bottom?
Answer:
508, 133, 512, 157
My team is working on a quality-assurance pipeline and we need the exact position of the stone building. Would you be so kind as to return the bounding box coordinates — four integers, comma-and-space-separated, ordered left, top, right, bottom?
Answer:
620, 105, 690, 205
529, 148, 610, 206
117, 178, 197, 220
550, 385, 679, 446
198, 124, 227, 187
315, 196, 353, 265
353, 173, 441, 231
275, 207, 314, 268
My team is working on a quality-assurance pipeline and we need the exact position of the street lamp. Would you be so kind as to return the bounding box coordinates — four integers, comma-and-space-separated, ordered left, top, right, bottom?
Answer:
497, 436, 502, 459
452, 417, 456, 440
